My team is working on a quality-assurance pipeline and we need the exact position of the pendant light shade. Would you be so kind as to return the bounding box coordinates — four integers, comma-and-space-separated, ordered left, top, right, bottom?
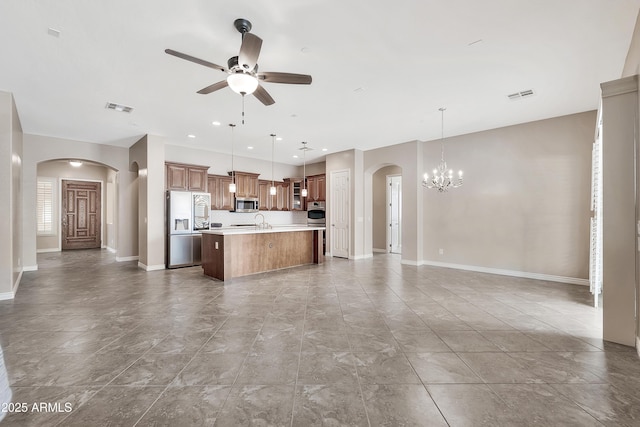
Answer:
229, 124, 236, 193
301, 141, 308, 197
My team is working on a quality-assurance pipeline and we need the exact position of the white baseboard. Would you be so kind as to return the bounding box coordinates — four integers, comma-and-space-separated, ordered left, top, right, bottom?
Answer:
373, 248, 387, 253
401, 259, 421, 266
106, 246, 116, 253
636, 336, 640, 358
23, 265, 38, 272
421, 260, 589, 286
349, 254, 372, 260
138, 262, 165, 271
0, 292, 14, 301
36, 248, 60, 253
12, 270, 22, 295
116, 255, 139, 262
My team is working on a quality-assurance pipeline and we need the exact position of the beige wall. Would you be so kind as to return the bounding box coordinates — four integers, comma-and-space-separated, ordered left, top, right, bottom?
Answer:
364, 140, 423, 264
129, 135, 166, 270
0, 91, 23, 299
325, 150, 355, 258
621, 10, 640, 352
36, 161, 110, 252
301, 161, 326, 177
372, 166, 402, 251
22, 133, 138, 269
422, 111, 594, 279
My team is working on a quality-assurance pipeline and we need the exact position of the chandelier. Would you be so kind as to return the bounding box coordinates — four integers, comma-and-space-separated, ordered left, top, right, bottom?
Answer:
422, 107, 463, 192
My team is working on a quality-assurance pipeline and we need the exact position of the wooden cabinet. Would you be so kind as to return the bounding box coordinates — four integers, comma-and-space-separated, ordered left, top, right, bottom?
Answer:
258, 180, 290, 211
286, 178, 305, 211
166, 162, 209, 191
258, 180, 271, 211
230, 171, 259, 198
306, 174, 326, 203
275, 181, 290, 211
208, 174, 233, 210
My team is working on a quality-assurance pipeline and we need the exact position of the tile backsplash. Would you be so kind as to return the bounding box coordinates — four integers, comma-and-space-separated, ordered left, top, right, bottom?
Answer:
209, 210, 307, 227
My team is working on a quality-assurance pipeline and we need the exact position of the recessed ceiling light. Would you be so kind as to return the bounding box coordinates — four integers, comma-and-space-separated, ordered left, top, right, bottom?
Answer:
212, 121, 221, 126
187, 134, 196, 138
69, 160, 82, 167
47, 28, 61, 38
322, 148, 328, 152
293, 155, 299, 158
247, 146, 254, 150
276, 137, 283, 141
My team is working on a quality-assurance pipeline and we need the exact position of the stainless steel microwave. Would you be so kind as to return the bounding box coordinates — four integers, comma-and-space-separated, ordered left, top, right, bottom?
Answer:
233, 197, 259, 212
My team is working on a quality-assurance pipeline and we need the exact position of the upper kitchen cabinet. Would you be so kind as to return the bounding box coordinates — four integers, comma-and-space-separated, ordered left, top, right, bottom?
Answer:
166, 162, 209, 192
231, 171, 260, 199
306, 174, 326, 202
208, 174, 233, 211
285, 178, 305, 211
258, 180, 271, 211
258, 180, 290, 211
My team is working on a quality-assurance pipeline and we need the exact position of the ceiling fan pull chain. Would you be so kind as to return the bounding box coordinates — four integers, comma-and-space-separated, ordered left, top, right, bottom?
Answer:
242, 94, 246, 125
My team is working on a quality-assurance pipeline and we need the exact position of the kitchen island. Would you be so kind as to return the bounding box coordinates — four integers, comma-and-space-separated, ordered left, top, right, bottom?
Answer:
201, 226, 325, 281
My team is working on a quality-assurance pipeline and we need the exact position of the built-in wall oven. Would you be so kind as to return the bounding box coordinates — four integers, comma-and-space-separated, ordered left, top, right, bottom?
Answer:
307, 201, 326, 254
307, 201, 326, 225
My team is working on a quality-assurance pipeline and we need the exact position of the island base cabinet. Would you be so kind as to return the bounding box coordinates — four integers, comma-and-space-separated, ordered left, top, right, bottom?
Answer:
202, 230, 323, 281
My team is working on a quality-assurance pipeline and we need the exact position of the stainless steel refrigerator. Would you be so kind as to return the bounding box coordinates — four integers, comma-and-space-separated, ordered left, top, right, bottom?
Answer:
166, 190, 211, 268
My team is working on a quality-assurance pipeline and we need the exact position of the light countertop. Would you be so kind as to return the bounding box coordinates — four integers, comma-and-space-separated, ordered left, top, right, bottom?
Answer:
202, 225, 326, 235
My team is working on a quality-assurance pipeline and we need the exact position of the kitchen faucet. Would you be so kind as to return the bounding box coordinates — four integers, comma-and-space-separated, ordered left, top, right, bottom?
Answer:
254, 213, 269, 229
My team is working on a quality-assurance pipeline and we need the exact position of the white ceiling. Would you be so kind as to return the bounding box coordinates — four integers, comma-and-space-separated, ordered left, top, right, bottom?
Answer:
0, 0, 638, 165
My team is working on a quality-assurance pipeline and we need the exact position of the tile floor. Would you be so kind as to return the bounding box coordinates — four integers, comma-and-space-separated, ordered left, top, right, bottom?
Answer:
0, 249, 639, 426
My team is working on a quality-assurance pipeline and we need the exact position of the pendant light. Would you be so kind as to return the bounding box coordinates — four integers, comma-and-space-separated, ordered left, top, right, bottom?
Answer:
229, 123, 236, 193
270, 134, 277, 196
300, 141, 308, 197
422, 107, 463, 192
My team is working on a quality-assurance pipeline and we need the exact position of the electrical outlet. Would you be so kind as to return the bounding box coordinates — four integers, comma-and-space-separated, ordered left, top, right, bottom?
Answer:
439, 248, 444, 255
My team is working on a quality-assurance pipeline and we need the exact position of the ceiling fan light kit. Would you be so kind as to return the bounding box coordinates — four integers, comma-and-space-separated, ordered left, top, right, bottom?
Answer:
227, 73, 258, 95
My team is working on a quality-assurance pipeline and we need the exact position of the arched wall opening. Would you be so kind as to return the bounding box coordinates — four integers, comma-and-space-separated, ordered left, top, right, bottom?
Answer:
35, 158, 118, 253
22, 134, 138, 270
364, 162, 403, 259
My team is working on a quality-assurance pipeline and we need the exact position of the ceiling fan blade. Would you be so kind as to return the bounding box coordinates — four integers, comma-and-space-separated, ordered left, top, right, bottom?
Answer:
258, 72, 312, 85
165, 49, 226, 72
253, 84, 275, 106
197, 80, 229, 94
238, 33, 263, 71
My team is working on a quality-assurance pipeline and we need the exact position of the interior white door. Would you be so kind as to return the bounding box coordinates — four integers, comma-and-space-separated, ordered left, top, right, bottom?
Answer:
387, 175, 402, 254
331, 170, 350, 258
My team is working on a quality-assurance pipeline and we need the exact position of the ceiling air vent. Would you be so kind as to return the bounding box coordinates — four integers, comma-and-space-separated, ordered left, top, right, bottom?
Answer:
507, 89, 535, 101
105, 102, 133, 113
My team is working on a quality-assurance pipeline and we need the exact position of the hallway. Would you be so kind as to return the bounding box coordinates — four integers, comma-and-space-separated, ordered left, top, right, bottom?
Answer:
0, 250, 638, 426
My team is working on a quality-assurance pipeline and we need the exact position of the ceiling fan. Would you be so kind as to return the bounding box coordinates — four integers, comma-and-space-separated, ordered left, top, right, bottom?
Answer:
165, 18, 312, 106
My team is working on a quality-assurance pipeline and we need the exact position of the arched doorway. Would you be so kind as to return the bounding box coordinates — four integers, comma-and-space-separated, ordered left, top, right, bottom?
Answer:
370, 164, 403, 255
36, 159, 118, 253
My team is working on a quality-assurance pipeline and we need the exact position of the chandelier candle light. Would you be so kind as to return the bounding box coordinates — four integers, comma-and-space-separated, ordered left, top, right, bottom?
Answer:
422, 107, 463, 192
229, 124, 237, 193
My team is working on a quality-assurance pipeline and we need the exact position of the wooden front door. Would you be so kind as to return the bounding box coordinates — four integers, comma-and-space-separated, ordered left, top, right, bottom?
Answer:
62, 180, 102, 250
